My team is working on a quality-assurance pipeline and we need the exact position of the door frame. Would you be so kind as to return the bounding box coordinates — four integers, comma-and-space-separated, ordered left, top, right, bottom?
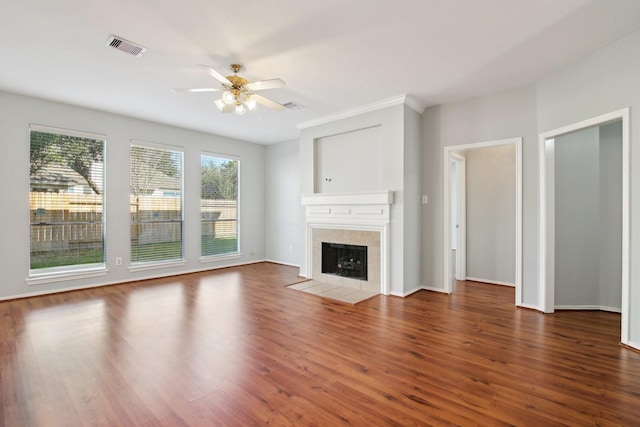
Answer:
538, 108, 630, 345
450, 152, 466, 280
443, 137, 523, 305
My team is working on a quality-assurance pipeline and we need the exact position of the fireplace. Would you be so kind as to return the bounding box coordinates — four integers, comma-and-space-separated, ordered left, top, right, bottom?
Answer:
301, 191, 393, 295
322, 242, 368, 281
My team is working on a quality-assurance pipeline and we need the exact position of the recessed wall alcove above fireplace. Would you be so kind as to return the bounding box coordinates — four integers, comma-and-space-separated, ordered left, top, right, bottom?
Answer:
301, 191, 393, 297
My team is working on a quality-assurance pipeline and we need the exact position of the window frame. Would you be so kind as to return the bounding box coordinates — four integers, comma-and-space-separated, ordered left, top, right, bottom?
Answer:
200, 151, 241, 261
27, 124, 107, 284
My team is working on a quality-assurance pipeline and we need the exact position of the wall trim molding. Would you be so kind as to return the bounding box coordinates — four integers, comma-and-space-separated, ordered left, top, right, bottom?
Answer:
296, 94, 424, 130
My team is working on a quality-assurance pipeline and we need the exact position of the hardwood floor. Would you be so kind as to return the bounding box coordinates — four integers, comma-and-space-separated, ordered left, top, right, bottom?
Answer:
1, 262, 639, 426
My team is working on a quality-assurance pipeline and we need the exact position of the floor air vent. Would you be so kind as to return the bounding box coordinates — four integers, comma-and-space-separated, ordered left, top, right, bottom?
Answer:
106, 35, 147, 58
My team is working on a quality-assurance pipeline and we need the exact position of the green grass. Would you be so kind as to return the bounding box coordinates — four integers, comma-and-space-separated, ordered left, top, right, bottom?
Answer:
30, 248, 103, 270
30, 237, 238, 270
201, 236, 238, 257
131, 241, 182, 263
132, 236, 238, 262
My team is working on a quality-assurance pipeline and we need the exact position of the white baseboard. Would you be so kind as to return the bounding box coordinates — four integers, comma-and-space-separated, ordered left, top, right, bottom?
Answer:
517, 302, 543, 312
390, 286, 453, 297
265, 259, 300, 268
555, 305, 621, 313
623, 340, 640, 352
4, 259, 268, 302
421, 286, 450, 294
389, 286, 423, 297
600, 306, 622, 313
465, 277, 515, 287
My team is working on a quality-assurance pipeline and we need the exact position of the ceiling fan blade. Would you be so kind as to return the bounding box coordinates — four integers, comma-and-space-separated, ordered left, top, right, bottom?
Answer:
251, 94, 285, 111
197, 64, 232, 85
245, 78, 287, 91
172, 87, 220, 93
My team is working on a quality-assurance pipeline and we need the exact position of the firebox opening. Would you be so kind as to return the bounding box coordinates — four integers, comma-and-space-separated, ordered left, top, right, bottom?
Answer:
321, 242, 368, 281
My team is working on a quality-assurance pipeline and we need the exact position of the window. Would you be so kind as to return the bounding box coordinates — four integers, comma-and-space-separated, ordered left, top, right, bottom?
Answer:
130, 142, 183, 264
29, 125, 105, 274
201, 154, 239, 257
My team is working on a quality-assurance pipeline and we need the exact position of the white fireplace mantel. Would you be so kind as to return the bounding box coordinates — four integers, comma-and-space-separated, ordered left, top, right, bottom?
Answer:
301, 191, 393, 295
301, 190, 393, 207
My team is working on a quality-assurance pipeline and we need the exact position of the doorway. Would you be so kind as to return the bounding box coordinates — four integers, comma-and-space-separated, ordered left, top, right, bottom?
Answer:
539, 108, 630, 345
443, 138, 523, 305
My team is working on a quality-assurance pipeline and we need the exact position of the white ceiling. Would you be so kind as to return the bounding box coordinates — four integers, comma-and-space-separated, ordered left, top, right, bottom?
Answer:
2, 0, 640, 144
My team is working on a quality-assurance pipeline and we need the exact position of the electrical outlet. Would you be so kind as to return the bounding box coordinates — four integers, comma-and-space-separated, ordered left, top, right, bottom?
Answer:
422, 195, 428, 204
250, 249, 257, 256
115, 257, 122, 266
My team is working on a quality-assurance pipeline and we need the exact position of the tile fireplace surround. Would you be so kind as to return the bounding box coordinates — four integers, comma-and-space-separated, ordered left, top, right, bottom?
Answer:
301, 191, 393, 295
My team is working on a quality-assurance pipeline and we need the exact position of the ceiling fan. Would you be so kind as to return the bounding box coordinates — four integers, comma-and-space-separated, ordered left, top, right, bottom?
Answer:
173, 64, 287, 115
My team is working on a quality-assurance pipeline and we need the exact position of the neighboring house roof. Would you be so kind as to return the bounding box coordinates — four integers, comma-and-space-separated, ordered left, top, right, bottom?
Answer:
31, 162, 180, 194
30, 166, 84, 192
129, 165, 181, 194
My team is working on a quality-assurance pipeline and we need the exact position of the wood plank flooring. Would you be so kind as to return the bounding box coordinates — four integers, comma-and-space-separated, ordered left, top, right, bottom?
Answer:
1, 262, 639, 426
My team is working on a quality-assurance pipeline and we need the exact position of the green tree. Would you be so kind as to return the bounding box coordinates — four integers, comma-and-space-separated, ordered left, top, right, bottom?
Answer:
201, 159, 237, 200
30, 131, 104, 194
130, 146, 180, 197
30, 134, 55, 176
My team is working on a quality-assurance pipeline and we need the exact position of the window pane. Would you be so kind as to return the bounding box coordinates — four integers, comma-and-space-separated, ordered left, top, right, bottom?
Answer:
130, 144, 183, 264
29, 128, 105, 271
201, 155, 238, 256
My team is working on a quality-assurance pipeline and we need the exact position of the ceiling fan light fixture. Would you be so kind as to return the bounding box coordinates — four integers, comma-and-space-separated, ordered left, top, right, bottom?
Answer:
222, 91, 235, 105
176, 63, 287, 115
215, 99, 234, 113
245, 97, 257, 111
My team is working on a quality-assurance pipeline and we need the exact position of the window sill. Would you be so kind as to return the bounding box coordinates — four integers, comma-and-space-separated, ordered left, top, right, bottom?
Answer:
26, 266, 108, 286
200, 253, 242, 263
128, 259, 186, 273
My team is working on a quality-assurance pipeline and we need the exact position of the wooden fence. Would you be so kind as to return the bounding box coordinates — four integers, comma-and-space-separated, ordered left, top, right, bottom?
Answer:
30, 193, 237, 251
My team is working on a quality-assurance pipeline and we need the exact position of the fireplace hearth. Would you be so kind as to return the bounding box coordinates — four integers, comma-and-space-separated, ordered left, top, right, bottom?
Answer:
322, 242, 368, 281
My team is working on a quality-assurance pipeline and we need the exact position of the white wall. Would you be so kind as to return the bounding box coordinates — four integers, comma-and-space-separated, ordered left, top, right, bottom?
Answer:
536, 29, 640, 345
421, 84, 539, 305
599, 121, 622, 310
420, 28, 639, 343
554, 126, 601, 306
299, 101, 422, 295
265, 139, 301, 266
402, 105, 423, 294
465, 144, 516, 284
0, 90, 266, 300
553, 122, 622, 310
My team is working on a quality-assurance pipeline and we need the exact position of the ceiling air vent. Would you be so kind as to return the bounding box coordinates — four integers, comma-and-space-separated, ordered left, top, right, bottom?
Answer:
105, 35, 147, 58
282, 102, 305, 111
